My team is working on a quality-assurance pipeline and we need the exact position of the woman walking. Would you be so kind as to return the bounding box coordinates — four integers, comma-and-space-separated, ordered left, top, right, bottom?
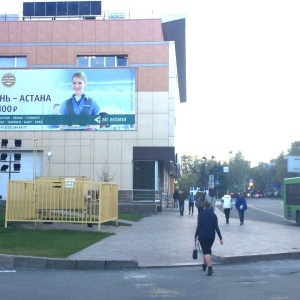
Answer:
194, 200, 223, 276
188, 192, 195, 216
220, 193, 233, 224
235, 192, 248, 225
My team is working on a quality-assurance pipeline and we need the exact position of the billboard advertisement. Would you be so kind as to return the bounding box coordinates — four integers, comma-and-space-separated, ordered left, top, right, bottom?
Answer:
0, 68, 136, 131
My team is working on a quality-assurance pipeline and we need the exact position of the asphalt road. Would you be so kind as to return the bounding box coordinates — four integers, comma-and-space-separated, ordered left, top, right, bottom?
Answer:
0, 259, 299, 300
217, 197, 290, 225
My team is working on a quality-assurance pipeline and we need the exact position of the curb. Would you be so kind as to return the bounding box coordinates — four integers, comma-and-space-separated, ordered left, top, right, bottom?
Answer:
2, 252, 300, 270
0, 254, 138, 270
212, 251, 300, 264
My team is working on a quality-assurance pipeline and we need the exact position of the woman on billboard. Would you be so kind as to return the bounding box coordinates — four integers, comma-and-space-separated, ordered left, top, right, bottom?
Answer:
60, 72, 100, 116
60, 72, 100, 130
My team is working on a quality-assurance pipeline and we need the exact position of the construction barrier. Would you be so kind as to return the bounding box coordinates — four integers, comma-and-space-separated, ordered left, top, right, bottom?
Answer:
5, 179, 118, 231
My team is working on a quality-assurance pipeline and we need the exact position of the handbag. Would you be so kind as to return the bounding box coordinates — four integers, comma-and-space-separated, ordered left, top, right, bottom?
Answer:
192, 248, 198, 260
192, 241, 198, 260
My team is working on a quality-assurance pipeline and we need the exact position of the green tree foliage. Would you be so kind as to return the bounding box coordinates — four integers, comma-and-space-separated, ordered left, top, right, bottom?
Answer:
177, 154, 202, 194
177, 140, 300, 198
288, 141, 300, 155
249, 163, 273, 192
226, 151, 250, 194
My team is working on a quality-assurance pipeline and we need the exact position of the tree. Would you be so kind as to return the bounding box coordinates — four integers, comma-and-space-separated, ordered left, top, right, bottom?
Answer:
97, 162, 115, 182
177, 155, 201, 195
249, 163, 273, 193
288, 141, 300, 155
227, 151, 250, 194
177, 140, 300, 199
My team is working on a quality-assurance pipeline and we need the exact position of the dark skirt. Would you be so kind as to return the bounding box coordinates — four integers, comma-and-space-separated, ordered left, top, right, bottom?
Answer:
199, 238, 215, 255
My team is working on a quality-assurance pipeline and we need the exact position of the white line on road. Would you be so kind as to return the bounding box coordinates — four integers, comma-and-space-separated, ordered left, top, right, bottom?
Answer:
248, 205, 284, 218
0, 270, 16, 273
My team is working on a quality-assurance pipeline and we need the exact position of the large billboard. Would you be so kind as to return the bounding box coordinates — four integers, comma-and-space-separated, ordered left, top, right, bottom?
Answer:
0, 68, 136, 131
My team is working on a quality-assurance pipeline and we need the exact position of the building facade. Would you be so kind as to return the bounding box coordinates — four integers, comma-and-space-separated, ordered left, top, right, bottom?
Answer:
0, 10, 185, 201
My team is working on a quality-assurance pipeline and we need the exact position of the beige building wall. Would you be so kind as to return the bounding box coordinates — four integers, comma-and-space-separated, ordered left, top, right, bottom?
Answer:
0, 19, 177, 192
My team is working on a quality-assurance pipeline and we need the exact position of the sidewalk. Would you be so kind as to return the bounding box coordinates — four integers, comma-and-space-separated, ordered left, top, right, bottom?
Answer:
1, 201, 300, 270
68, 201, 300, 267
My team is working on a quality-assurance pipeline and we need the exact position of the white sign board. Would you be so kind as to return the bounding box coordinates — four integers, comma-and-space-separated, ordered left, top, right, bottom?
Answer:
287, 156, 300, 172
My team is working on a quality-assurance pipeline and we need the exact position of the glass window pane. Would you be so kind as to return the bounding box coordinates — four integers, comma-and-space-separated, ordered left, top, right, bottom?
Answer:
77, 56, 89, 67
91, 56, 104, 67
77, 55, 127, 68
16, 57, 27, 68
0, 56, 27, 68
105, 56, 115, 67
117, 56, 127, 66
133, 161, 155, 190
0, 57, 15, 68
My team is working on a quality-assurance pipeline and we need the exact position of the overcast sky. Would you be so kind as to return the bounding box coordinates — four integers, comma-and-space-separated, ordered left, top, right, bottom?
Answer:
2, 1, 300, 166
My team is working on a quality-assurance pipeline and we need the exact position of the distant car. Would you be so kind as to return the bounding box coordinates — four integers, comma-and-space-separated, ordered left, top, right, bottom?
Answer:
253, 192, 263, 198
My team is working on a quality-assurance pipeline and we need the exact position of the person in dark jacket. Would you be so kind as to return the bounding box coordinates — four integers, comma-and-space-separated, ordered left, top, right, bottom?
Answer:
194, 200, 223, 276
235, 192, 248, 225
173, 190, 179, 208
194, 187, 206, 214
177, 190, 186, 216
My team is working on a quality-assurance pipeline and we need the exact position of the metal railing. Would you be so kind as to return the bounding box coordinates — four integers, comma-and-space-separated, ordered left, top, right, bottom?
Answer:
118, 189, 163, 214
5, 180, 118, 231
118, 189, 161, 203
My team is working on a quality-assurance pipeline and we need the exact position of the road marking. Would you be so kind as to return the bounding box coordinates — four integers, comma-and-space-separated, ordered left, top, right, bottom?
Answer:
248, 205, 284, 218
0, 270, 16, 273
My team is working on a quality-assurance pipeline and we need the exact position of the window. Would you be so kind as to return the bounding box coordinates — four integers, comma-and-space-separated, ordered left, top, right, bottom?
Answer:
133, 161, 155, 190
0, 56, 27, 68
77, 55, 128, 67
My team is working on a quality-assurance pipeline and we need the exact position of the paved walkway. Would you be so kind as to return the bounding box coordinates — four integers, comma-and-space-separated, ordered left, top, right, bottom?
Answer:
68, 201, 300, 267
1, 201, 300, 270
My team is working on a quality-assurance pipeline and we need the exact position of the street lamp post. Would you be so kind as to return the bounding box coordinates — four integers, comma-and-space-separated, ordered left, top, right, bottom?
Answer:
202, 156, 208, 189
202, 155, 216, 191
211, 156, 218, 199
211, 156, 224, 199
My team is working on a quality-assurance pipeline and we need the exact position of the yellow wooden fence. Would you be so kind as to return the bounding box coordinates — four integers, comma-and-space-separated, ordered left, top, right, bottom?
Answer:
5, 179, 118, 231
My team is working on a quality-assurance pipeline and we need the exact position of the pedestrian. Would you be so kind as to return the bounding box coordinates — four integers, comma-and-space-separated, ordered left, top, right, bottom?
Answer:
173, 190, 178, 208
194, 200, 223, 276
220, 193, 233, 224
235, 192, 248, 225
177, 190, 186, 216
194, 187, 206, 214
208, 187, 216, 211
188, 192, 195, 216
